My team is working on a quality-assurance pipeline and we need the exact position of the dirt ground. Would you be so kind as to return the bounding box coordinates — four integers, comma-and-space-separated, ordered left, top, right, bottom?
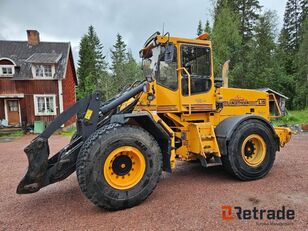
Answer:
0, 133, 307, 231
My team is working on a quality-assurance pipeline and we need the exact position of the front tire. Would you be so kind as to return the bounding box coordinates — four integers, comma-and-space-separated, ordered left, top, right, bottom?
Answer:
76, 124, 162, 210
222, 119, 277, 180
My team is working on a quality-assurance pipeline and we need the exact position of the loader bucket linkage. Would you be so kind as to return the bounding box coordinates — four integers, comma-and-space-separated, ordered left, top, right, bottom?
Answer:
17, 81, 146, 194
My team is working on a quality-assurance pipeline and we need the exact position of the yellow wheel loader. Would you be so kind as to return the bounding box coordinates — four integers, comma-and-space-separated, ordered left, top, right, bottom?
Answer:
17, 32, 291, 210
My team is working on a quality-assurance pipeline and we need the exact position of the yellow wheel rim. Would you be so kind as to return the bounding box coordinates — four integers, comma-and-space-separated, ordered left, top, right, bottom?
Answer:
241, 134, 266, 167
104, 146, 146, 190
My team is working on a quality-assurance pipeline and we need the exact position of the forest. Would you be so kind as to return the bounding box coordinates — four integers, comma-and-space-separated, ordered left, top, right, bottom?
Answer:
77, 0, 307, 110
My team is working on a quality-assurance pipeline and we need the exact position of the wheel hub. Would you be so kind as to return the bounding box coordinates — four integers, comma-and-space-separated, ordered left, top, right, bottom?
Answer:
241, 134, 266, 167
112, 155, 132, 176
103, 146, 146, 190
244, 140, 255, 158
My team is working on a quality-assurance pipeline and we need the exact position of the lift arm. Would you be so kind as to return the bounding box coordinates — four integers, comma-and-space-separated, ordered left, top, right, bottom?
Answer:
17, 82, 146, 194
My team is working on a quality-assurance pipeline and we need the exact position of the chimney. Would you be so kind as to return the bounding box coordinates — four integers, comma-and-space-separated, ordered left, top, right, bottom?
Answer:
27, 30, 40, 45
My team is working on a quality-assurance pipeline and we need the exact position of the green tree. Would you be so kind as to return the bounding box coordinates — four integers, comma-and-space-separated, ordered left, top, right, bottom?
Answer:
110, 34, 143, 95
77, 36, 91, 98
214, 0, 262, 88
110, 33, 128, 94
277, 0, 307, 108
299, 0, 307, 31
235, 0, 262, 88
294, 18, 308, 108
124, 50, 143, 85
215, 0, 261, 43
249, 11, 278, 89
77, 25, 107, 99
204, 20, 212, 36
236, 0, 262, 44
273, 31, 297, 109
197, 20, 204, 36
212, 3, 241, 83
283, 0, 302, 51
279, 0, 307, 75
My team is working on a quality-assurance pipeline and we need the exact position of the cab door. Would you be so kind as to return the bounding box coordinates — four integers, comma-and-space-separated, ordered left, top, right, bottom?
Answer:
178, 44, 215, 113
155, 43, 181, 112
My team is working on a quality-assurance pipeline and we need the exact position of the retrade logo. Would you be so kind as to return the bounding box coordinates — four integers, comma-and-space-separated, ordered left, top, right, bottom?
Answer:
222, 205, 234, 220
221, 205, 295, 221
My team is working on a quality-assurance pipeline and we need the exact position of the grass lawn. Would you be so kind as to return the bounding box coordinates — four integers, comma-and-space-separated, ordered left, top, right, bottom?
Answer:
272, 108, 308, 126
0, 130, 24, 139
60, 124, 76, 137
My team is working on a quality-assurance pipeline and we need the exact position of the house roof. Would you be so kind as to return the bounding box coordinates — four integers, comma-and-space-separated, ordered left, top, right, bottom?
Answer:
258, 88, 289, 100
25, 53, 63, 64
0, 40, 74, 81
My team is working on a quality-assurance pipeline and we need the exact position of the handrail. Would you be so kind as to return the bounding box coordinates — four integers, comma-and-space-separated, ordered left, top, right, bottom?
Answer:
177, 67, 192, 114
177, 67, 191, 97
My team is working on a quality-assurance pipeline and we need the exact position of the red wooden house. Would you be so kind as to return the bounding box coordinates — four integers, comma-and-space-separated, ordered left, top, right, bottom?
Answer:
0, 30, 77, 127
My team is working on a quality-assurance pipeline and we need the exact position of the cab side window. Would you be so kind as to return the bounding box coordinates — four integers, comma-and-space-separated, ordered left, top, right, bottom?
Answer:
181, 45, 212, 95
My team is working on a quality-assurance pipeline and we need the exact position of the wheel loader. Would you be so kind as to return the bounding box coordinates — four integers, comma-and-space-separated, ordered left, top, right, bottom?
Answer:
17, 32, 292, 210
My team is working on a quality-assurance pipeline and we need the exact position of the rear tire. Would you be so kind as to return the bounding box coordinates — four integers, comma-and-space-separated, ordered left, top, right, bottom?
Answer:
222, 119, 277, 180
76, 123, 162, 210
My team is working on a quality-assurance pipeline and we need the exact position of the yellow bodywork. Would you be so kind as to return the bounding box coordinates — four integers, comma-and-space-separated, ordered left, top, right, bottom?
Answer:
128, 33, 291, 169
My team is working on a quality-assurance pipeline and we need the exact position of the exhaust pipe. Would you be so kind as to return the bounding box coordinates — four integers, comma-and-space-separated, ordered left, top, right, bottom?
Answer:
222, 60, 230, 88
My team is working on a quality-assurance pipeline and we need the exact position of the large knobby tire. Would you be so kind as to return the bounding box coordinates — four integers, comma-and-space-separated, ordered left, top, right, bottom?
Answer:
222, 119, 277, 180
76, 123, 162, 210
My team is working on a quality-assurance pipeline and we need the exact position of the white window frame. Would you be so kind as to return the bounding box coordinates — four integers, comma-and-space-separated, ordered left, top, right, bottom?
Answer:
32, 64, 55, 79
0, 65, 15, 77
33, 94, 57, 116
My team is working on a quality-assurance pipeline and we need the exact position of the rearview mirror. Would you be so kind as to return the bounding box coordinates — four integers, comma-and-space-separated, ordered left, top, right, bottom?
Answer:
214, 77, 223, 88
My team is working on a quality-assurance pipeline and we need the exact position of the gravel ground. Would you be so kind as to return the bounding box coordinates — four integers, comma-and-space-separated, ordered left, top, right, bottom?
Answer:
0, 133, 307, 231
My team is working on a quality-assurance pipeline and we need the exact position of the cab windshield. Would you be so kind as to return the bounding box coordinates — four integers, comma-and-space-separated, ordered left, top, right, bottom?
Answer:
142, 45, 161, 81
142, 43, 178, 90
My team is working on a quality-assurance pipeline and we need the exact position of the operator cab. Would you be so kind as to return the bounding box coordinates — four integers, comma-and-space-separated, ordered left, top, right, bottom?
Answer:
140, 32, 216, 112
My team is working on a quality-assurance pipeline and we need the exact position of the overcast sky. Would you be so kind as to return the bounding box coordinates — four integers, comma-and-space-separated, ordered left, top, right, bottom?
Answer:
0, 0, 287, 63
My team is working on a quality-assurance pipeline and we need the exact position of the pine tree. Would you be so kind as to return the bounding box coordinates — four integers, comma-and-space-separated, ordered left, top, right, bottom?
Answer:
276, 0, 307, 109
299, 0, 307, 44
250, 10, 277, 89
275, 29, 298, 109
197, 20, 203, 36
212, 3, 241, 83
110, 33, 128, 93
77, 35, 92, 98
124, 50, 143, 85
215, 0, 261, 43
77, 25, 107, 99
215, 0, 262, 88
294, 18, 308, 108
204, 20, 212, 35
87, 26, 107, 76
283, 0, 302, 52
236, 0, 261, 88
279, 0, 306, 75
237, 0, 262, 44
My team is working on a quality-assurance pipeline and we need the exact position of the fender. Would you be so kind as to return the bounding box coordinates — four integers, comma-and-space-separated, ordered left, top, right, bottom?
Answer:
215, 115, 279, 155
110, 112, 172, 172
